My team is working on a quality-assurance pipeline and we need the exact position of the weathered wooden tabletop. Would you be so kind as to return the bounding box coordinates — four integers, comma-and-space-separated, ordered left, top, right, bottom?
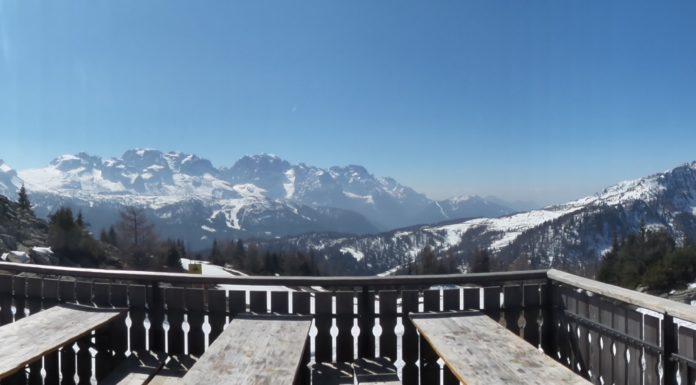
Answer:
410, 312, 591, 385
0, 303, 124, 380
180, 315, 312, 385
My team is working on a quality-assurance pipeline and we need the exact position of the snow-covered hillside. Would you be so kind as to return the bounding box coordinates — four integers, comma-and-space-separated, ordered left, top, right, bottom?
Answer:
417, 195, 515, 224
261, 162, 696, 275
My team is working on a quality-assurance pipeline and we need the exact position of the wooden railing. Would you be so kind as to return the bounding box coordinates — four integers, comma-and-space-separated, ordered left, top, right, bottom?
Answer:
1, 261, 696, 385
549, 269, 696, 385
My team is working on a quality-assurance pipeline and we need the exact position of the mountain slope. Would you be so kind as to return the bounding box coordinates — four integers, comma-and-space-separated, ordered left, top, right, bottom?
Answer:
4, 150, 512, 249
0, 149, 520, 250
417, 195, 515, 224
260, 162, 696, 275
10, 151, 380, 249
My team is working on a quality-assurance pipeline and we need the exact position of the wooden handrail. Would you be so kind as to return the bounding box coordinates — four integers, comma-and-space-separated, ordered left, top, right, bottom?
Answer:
0, 261, 548, 287
3, 261, 693, 323
548, 269, 696, 324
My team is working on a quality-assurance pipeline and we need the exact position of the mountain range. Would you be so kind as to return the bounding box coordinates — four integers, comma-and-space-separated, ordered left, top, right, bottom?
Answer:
1, 150, 696, 276
258, 162, 696, 275
0, 149, 518, 249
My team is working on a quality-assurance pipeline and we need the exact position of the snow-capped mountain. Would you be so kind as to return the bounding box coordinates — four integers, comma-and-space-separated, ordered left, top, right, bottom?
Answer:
0, 149, 512, 249
259, 162, 696, 275
5, 150, 386, 248
220, 156, 437, 229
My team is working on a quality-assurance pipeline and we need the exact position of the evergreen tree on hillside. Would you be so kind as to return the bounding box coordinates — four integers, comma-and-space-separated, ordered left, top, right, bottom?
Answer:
416, 246, 438, 274
597, 229, 687, 290
164, 240, 185, 271
48, 207, 108, 267
230, 239, 246, 267
48, 208, 82, 251
100, 226, 119, 246
210, 239, 225, 266
469, 248, 492, 273
17, 185, 32, 214
407, 246, 459, 275
76, 211, 86, 228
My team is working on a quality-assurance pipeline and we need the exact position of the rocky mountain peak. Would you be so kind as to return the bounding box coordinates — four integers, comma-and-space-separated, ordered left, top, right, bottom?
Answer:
231, 154, 291, 173
163, 152, 218, 176
50, 153, 102, 172
121, 148, 168, 170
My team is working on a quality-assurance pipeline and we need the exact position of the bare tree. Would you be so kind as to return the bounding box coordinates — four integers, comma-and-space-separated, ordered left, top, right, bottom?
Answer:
116, 206, 157, 252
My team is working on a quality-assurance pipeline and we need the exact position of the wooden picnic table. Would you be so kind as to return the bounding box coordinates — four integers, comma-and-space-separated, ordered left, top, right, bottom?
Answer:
0, 303, 124, 380
179, 314, 312, 385
410, 311, 591, 385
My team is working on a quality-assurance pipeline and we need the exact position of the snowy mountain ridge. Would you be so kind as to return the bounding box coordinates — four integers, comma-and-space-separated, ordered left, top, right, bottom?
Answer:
259, 161, 696, 275
0, 149, 515, 248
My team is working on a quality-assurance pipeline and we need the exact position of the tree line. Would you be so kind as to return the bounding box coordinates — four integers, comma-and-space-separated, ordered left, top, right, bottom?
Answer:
21, 186, 498, 276
597, 226, 696, 291
207, 239, 321, 276
394, 246, 494, 275
45, 206, 186, 271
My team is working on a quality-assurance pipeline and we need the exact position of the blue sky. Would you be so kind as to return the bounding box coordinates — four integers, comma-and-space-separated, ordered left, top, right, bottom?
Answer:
1, 1, 696, 204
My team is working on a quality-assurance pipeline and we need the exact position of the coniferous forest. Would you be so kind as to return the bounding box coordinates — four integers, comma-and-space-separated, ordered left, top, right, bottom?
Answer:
597, 227, 696, 291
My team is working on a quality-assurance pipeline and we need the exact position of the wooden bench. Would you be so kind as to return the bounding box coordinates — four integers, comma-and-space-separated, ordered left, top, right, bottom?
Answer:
410, 311, 592, 385
0, 303, 125, 382
177, 314, 312, 385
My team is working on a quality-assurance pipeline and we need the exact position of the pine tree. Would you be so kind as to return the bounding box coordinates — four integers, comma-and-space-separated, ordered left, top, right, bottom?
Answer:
210, 239, 225, 266
165, 241, 184, 271
469, 248, 491, 273
230, 239, 246, 268
100, 226, 119, 246
47, 206, 106, 267
415, 246, 438, 274
17, 185, 32, 214
108, 226, 118, 246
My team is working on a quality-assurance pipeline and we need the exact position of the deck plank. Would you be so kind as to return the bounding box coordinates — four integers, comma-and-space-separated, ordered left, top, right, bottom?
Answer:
410, 312, 591, 385
0, 304, 124, 380
180, 315, 311, 385
352, 358, 401, 385
313, 362, 354, 385
100, 351, 168, 385
147, 355, 197, 385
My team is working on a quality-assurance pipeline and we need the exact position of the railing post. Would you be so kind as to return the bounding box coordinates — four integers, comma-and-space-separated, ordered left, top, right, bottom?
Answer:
542, 278, 556, 357
148, 281, 165, 352
358, 285, 375, 359
663, 314, 677, 385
